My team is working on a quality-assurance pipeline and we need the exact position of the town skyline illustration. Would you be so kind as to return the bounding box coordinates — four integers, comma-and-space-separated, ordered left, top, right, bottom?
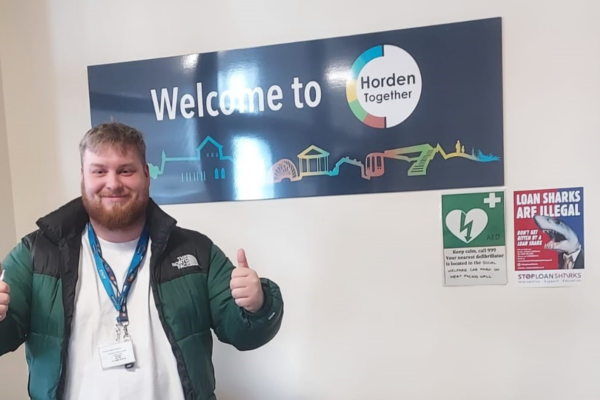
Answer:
147, 135, 501, 185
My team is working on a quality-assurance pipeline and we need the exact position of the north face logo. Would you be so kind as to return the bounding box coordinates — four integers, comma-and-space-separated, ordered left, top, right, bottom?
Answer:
172, 254, 199, 270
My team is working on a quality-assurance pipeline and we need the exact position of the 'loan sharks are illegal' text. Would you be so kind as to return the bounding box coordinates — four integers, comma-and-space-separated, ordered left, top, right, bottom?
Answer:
514, 189, 582, 219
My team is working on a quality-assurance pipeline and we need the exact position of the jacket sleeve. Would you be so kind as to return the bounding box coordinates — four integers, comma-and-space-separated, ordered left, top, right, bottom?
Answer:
0, 239, 33, 356
207, 243, 283, 351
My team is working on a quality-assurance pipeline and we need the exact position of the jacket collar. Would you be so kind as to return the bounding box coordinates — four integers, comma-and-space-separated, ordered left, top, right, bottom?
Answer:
35, 197, 177, 246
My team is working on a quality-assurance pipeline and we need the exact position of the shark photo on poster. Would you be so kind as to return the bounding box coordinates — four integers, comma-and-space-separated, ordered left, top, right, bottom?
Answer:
533, 215, 584, 269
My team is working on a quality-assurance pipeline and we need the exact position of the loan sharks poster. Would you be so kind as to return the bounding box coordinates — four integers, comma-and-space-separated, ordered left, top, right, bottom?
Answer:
514, 187, 585, 287
87, 18, 504, 205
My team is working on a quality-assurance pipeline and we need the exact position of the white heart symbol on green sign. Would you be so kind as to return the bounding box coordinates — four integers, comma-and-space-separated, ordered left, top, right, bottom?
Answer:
445, 209, 488, 243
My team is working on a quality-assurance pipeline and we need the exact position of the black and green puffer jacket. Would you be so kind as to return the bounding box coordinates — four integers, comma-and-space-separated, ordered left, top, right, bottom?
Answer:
0, 197, 284, 400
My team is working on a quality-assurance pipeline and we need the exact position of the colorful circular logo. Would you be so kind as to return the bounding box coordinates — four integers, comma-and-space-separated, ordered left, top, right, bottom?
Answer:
346, 45, 422, 128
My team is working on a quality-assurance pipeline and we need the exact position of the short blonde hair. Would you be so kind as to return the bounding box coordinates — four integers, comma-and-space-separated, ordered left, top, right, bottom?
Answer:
79, 122, 147, 165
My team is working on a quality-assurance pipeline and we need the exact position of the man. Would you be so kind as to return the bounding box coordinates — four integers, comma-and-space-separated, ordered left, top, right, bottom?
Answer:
0, 122, 284, 400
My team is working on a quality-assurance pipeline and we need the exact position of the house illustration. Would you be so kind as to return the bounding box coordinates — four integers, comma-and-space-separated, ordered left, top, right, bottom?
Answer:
197, 136, 232, 181
297, 145, 330, 177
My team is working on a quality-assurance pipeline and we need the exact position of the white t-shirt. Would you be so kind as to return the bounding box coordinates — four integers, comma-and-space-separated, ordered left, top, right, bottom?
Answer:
63, 225, 185, 400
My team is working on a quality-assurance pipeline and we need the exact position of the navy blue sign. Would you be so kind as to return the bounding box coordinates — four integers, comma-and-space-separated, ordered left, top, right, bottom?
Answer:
87, 17, 504, 205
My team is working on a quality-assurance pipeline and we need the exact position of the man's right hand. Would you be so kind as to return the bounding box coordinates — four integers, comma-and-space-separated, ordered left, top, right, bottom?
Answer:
0, 263, 10, 322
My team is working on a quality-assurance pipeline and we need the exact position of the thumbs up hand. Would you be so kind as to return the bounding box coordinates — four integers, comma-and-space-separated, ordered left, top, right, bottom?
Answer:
0, 263, 10, 322
230, 249, 264, 313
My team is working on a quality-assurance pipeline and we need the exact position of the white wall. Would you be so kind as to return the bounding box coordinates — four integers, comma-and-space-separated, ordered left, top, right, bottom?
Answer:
0, 30, 17, 267
1, 1, 599, 399
0, 24, 21, 400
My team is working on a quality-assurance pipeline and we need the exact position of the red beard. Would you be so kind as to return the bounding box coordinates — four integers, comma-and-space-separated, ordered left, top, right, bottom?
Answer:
82, 184, 148, 231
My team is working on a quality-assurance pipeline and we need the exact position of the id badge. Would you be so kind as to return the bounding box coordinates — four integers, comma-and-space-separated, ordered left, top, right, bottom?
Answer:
98, 339, 136, 369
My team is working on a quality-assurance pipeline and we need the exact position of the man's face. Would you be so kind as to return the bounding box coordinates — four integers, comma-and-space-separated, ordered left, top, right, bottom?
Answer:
81, 144, 150, 231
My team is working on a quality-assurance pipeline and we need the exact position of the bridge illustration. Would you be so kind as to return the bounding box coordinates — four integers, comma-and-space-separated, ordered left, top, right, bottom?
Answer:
147, 136, 500, 184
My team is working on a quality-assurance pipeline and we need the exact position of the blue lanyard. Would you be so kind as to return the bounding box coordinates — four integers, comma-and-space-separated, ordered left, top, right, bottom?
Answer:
87, 223, 150, 326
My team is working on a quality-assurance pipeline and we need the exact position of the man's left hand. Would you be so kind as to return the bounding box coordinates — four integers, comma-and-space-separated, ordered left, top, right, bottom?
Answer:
230, 249, 264, 313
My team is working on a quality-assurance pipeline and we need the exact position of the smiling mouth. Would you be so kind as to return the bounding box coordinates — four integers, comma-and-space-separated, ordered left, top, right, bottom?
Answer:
102, 195, 129, 202
542, 229, 567, 249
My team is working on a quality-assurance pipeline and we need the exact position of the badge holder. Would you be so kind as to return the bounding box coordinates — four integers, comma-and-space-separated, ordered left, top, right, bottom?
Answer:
98, 322, 137, 370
